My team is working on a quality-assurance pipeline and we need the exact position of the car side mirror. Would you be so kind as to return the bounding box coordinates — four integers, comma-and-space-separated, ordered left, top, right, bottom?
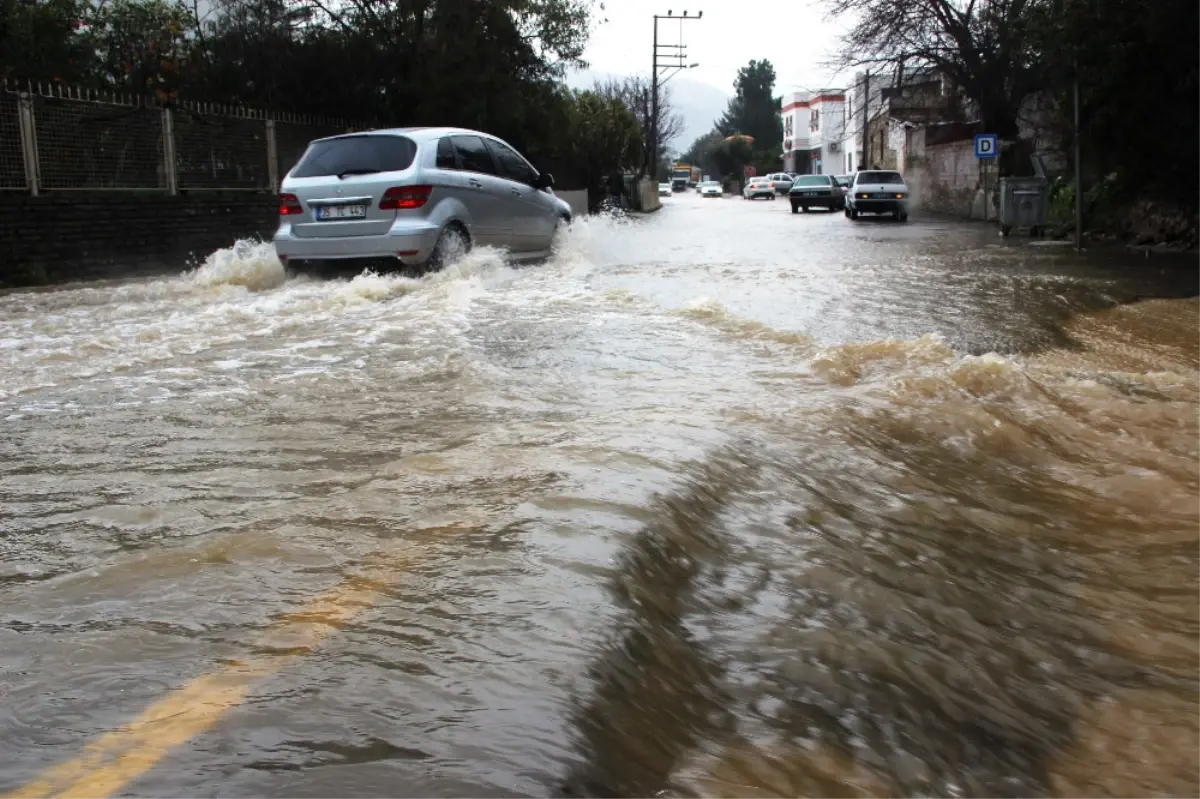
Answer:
534, 172, 554, 190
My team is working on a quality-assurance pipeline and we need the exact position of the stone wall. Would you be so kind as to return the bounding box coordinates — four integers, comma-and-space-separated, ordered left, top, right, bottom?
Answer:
917, 139, 997, 220
0, 192, 277, 287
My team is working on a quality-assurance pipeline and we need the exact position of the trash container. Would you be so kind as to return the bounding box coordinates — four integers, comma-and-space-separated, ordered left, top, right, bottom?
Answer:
998, 176, 1050, 237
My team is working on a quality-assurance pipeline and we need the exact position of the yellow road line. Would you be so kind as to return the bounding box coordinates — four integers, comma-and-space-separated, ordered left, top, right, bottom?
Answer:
7, 560, 408, 799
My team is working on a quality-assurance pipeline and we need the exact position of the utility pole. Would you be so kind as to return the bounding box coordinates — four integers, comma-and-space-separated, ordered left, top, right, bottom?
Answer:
861, 71, 871, 170
651, 10, 702, 180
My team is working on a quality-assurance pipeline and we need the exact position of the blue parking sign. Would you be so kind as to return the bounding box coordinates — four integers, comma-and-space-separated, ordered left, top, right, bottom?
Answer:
975, 134, 999, 159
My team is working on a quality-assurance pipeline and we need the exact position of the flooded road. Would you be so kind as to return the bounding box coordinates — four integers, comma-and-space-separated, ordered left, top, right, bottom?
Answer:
1, 193, 1197, 797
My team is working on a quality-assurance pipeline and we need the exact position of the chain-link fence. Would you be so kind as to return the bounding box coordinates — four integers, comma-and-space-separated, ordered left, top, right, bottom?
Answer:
0, 81, 359, 194
0, 92, 27, 189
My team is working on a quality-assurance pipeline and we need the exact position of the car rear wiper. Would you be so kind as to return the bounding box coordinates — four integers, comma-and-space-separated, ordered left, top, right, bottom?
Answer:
336, 169, 381, 179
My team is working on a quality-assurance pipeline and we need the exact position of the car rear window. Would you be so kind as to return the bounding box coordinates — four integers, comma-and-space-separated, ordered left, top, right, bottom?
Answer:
291, 135, 417, 178
858, 171, 903, 183
793, 175, 829, 186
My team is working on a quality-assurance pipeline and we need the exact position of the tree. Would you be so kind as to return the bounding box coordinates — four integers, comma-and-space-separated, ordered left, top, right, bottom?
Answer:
824, 0, 1043, 139
561, 89, 643, 207
592, 75, 683, 178
681, 130, 722, 178
0, 0, 98, 84
711, 135, 753, 184
715, 59, 783, 154
88, 0, 194, 98
1032, 0, 1198, 208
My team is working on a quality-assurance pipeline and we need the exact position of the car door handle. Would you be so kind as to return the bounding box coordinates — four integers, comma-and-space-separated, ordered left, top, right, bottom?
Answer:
510, 188, 522, 197
468, 178, 483, 189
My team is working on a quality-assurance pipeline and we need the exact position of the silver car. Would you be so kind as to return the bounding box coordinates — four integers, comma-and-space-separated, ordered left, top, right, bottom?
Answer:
765, 172, 794, 194
274, 127, 572, 272
742, 177, 776, 200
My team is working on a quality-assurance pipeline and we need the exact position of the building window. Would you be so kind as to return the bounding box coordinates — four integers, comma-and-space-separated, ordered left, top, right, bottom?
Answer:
785, 115, 794, 136
809, 109, 820, 131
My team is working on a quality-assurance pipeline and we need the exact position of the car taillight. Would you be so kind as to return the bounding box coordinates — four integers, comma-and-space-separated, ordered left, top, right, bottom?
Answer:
279, 193, 303, 216
380, 185, 433, 210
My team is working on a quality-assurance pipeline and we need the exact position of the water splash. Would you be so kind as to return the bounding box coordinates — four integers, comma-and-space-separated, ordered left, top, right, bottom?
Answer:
186, 239, 287, 292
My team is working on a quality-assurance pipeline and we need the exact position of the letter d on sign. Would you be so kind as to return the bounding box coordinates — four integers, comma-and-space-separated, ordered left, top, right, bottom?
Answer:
975, 134, 998, 160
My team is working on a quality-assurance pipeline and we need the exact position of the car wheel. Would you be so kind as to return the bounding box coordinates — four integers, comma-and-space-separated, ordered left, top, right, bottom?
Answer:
898, 211, 909, 223
849, 207, 859, 220
844, 206, 851, 218
428, 224, 471, 271
790, 202, 799, 214
801, 205, 809, 213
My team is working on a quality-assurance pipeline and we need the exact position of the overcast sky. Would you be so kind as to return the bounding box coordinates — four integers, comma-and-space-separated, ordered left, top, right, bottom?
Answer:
580, 0, 854, 95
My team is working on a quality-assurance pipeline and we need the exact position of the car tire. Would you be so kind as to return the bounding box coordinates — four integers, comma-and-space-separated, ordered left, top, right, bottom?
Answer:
428, 224, 471, 271
849, 207, 859, 220
790, 203, 799, 214
801, 205, 809, 213
898, 211, 909, 222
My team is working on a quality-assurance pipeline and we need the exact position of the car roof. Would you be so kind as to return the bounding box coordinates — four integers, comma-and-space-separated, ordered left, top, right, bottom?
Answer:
310, 126, 497, 145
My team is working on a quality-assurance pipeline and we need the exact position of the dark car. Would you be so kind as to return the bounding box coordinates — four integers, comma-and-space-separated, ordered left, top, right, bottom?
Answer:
787, 174, 844, 213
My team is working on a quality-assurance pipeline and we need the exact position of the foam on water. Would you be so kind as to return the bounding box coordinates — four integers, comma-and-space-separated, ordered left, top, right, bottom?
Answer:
186, 239, 288, 292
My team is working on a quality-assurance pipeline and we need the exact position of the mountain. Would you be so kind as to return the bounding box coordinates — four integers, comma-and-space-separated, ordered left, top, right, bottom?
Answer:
563, 68, 729, 157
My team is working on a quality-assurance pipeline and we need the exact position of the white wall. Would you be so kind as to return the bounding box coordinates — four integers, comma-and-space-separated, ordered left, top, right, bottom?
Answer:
887, 121, 908, 172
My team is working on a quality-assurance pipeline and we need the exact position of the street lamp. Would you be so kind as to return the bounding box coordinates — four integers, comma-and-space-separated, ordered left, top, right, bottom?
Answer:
651, 10, 702, 176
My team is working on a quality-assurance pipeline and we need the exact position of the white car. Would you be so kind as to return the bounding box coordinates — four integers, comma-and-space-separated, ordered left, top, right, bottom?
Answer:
765, 172, 794, 193
845, 169, 910, 221
742, 177, 776, 200
699, 180, 723, 198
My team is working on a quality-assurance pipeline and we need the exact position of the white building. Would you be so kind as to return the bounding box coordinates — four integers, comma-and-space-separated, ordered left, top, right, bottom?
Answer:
782, 71, 937, 174
780, 90, 846, 175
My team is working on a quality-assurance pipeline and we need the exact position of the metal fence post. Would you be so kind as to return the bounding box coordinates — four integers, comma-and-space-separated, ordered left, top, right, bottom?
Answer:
161, 106, 178, 194
17, 95, 40, 196
265, 119, 278, 191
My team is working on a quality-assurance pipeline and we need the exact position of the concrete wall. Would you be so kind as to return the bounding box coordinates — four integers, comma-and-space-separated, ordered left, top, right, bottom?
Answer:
0, 192, 277, 287
636, 179, 661, 212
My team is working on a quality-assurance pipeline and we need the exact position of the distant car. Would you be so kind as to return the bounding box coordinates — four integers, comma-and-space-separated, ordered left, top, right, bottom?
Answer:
699, 180, 723, 198
765, 172, 794, 193
274, 126, 572, 273
788, 174, 844, 213
658, 182, 672, 197
846, 169, 910, 221
834, 175, 852, 196
742, 177, 776, 200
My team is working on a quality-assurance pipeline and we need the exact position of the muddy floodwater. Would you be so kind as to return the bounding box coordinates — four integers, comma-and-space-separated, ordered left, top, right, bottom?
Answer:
1, 195, 1197, 798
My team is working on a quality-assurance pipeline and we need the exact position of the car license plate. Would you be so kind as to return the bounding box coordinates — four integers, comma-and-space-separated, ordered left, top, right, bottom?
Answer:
316, 205, 366, 220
